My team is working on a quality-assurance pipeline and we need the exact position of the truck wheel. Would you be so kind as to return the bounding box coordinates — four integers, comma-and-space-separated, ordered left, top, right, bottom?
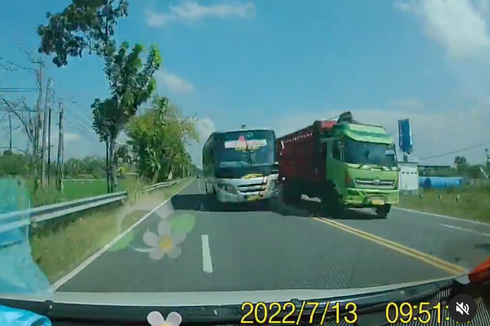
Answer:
282, 183, 301, 204
375, 205, 391, 218
330, 199, 345, 218
324, 188, 344, 218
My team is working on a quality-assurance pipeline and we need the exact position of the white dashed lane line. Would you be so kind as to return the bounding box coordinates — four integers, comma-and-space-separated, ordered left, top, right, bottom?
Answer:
201, 234, 214, 273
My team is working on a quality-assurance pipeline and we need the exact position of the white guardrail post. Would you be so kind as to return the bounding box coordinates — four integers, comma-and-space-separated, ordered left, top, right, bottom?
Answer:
0, 178, 189, 235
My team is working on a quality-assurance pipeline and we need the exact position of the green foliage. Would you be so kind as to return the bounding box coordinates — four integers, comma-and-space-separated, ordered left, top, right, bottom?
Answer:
91, 42, 162, 143
126, 177, 146, 204
454, 155, 468, 172
37, 0, 129, 66
0, 152, 30, 176
126, 96, 199, 182
64, 156, 106, 178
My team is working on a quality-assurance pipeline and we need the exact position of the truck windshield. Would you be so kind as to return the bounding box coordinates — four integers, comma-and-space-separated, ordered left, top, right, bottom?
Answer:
344, 138, 397, 167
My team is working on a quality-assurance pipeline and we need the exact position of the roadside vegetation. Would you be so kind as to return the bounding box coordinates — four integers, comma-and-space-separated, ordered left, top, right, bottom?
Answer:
399, 186, 490, 223
31, 180, 187, 283
0, 0, 203, 284
398, 154, 490, 223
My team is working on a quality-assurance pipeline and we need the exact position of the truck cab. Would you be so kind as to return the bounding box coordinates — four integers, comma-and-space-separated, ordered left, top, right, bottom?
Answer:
323, 122, 399, 218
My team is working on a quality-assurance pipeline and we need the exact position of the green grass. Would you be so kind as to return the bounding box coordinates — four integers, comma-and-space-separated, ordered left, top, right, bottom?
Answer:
31, 179, 188, 283
23, 177, 137, 207
398, 186, 490, 223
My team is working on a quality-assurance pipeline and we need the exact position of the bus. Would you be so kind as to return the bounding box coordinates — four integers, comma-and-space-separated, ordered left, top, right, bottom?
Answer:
202, 128, 279, 207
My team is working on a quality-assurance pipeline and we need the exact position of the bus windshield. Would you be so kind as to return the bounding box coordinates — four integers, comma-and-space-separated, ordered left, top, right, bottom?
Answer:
216, 130, 275, 168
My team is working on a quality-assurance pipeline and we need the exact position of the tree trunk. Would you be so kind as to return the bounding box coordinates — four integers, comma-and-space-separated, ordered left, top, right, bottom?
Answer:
109, 137, 118, 193
105, 140, 110, 193
151, 167, 160, 184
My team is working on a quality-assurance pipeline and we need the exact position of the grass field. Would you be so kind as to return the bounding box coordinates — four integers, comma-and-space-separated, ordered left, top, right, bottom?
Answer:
23, 178, 134, 207
31, 179, 188, 283
398, 186, 490, 223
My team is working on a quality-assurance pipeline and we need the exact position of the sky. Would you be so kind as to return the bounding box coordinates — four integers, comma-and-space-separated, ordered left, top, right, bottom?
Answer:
1, 0, 490, 168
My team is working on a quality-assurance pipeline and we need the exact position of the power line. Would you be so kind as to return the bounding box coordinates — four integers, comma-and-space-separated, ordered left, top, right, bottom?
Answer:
420, 141, 490, 160
0, 88, 38, 93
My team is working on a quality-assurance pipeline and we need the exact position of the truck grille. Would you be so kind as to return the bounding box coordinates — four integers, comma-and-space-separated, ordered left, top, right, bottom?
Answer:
355, 178, 395, 189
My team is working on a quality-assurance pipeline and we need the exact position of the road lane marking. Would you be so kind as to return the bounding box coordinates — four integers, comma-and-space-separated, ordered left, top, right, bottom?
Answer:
440, 224, 490, 237
394, 207, 490, 226
313, 217, 467, 276
51, 179, 194, 291
201, 235, 213, 273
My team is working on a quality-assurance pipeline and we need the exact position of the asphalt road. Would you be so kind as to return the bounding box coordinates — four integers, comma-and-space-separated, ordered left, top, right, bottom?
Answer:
57, 180, 488, 293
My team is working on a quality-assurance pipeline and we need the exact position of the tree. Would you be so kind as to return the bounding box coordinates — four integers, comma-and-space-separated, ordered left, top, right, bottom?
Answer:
454, 156, 468, 173
126, 96, 199, 183
38, 0, 162, 192
37, 0, 129, 67
92, 42, 162, 191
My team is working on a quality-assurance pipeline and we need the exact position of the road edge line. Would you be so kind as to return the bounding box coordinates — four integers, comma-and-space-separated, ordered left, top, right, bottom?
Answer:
50, 178, 194, 291
393, 207, 490, 226
313, 217, 467, 275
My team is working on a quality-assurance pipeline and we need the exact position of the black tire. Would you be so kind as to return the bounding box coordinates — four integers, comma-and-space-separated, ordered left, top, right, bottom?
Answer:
282, 183, 301, 204
323, 188, 344, 218
205, 187, 221, 211
375, 205, 391, 218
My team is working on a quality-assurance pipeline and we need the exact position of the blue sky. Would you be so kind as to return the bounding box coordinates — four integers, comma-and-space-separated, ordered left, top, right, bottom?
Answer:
1, 0, 490, 167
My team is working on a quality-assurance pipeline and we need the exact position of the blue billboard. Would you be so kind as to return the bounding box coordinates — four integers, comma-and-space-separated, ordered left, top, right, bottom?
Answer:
398, 119, 413, 153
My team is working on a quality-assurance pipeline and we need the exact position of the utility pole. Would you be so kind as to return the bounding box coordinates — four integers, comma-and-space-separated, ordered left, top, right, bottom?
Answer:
47, 90, 53, 185
56, 102, 64, 192
41, 78, 52, 187
8, 114, 12, 152
33, 59, 44, 191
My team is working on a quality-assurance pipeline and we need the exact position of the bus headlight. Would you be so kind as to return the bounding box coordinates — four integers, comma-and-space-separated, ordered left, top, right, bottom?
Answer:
218, 183, 238, 194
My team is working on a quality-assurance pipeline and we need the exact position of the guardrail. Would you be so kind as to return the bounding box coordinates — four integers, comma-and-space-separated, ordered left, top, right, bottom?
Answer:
0, 178, 187, 235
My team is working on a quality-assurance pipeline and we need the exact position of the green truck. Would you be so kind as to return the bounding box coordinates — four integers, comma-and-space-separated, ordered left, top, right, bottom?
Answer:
276, 112, 399, 218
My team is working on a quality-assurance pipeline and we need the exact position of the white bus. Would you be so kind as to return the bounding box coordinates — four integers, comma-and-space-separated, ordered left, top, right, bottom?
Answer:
202, 129, 279, 207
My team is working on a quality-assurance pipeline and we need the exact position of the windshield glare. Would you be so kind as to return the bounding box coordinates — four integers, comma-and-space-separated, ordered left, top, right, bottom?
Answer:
344, 138, 397, 168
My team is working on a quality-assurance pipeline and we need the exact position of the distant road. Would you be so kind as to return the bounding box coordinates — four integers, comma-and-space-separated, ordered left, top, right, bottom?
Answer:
56, 180, 489, 293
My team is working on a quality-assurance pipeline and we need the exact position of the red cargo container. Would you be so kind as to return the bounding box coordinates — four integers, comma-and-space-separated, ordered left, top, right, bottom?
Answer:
275, 120, 337, 202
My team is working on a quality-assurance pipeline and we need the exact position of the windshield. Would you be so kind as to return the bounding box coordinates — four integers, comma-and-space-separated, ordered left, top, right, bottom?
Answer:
344, 138, 397, 168
1, 0, 489, 323
217, 136, 275, 168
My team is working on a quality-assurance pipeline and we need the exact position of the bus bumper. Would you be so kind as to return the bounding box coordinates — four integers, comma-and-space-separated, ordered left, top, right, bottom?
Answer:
215, 180, 280, 204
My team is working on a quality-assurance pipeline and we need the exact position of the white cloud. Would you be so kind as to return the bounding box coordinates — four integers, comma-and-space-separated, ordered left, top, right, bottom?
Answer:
156, 70, 195, 95
195, 117, 216, 141
389, 98, 425, 109
272, 101, 490, 166
146, 1, 255, 27
396, 0, 490, 60
187, 117, 216, 168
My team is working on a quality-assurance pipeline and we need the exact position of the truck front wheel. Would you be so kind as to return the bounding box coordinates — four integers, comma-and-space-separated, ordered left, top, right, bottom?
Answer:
322, 188, 344, 218
375, 205, 391, 218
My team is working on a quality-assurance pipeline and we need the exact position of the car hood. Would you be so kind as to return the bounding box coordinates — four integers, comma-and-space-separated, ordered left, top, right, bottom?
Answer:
0, 275, 459, 307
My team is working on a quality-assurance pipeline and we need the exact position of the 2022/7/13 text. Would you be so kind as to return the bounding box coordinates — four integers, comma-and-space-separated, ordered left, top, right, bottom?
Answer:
240, 301, 358, 324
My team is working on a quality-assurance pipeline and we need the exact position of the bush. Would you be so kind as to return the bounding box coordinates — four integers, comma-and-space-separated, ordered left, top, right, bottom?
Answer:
126, 177, 146, 204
